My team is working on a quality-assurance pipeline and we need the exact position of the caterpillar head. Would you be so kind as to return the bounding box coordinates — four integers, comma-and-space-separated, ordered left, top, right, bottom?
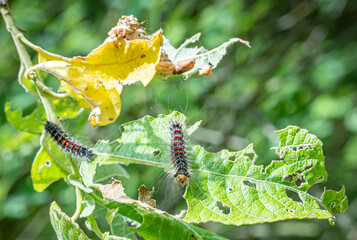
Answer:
176, 174, 188, 185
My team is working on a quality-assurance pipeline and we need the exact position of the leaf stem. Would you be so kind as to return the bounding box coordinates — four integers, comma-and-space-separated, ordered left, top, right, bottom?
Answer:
86, 215, 103, 239
71, 187, 83, 221
69, 160, 85, 221
87, 192, 108, 206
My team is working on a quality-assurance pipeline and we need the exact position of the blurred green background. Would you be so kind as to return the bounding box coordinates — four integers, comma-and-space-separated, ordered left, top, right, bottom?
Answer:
1, 0, 356, 239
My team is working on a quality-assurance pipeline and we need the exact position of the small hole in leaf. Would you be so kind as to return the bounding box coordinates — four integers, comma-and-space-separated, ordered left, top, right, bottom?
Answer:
285, 209, 294, 213
284, 175, 293, 182
295, 175, 307, 187
290, 145, 313, 152
285, 189, 303, 203
189, 234, 197, 240
227, 187, 234, 192
243, 180, 257, 190
228, 155, 236, 162
216, 201, 231, 214
244, 153, 255, 161
153, 150, 161, 156
108, 118, 114, 121
330, 202, 336, 208
315, 176, 324, 181
45, 160, 51, 167
304, 164, 313, 171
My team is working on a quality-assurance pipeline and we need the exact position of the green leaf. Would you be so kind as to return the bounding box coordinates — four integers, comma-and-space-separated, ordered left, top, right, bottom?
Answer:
49, 202, 90, 240
67, 174, 93, 193
321, 186, 348, 214
31, 143, 70, 192
80, 197, 96, 218
101, 180, 227, 240
110, 213, 137, 240
102, 232, 131, 240
5, 101, 46, 134
51, 96, 83, 119
94, 164, 130, 183
95, 112, 347, 227
80, 140, 129, 187
163, 34, 250, 79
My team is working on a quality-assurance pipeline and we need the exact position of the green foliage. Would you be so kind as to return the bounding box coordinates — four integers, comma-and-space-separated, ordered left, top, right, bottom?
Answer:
50, 202, 90, 240
1, 0, 354, 239
101, 181, 227, 240
31, 145, 69, 192
87, 112, 345, 228
5, 101, 46, 134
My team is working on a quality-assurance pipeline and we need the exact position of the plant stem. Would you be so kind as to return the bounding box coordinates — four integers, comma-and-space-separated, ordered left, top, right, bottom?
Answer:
0, 4, 37, 95
88, 192, 108, 206
0, 3, 69, 99
71, 187, 83, 221
86, 215, 103, 239
69, 161, 85, 221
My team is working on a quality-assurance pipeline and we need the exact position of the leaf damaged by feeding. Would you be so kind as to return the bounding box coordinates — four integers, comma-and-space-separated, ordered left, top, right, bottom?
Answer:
216, 201, 231, 215
159, 34, 250, 80
138, 185, 156, 208
94, 113, 347, 227
242, 180, 258, 190
99, 179, 167, 216
321, 186, 348, 214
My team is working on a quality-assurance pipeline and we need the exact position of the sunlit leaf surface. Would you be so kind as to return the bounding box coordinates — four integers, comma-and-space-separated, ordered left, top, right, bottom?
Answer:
87, 112, 347, 226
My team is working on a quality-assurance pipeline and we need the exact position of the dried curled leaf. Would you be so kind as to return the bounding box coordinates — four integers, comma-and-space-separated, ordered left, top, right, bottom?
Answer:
26, 26, 162, 126
99, 179, 165, 215
159, 33, 250, 80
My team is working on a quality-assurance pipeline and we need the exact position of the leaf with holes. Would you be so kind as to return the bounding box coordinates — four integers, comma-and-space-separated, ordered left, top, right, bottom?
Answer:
32, 143, 70, 192
92, 112, 347, 226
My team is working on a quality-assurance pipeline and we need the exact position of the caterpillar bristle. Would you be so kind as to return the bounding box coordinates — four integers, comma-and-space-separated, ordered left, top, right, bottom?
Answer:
44, 121, 94, 161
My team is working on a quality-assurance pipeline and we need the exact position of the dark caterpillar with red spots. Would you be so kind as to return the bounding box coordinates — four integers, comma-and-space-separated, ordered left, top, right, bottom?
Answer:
44, 121, 94, 161
170, 121, 189, 184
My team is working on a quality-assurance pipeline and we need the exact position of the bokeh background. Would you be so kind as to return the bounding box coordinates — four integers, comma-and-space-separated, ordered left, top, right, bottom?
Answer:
1, 0, 356, 239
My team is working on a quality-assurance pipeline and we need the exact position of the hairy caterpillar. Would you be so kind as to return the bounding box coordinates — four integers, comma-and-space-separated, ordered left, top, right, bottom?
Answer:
170, 121, 189, 184
44, 121, 94, 161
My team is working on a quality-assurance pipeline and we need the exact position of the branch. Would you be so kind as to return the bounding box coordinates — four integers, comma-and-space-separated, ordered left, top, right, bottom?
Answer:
0, 3, 69, 100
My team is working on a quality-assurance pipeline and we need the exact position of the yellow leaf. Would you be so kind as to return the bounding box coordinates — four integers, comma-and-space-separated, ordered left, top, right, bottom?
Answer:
28, 32, 162, 126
